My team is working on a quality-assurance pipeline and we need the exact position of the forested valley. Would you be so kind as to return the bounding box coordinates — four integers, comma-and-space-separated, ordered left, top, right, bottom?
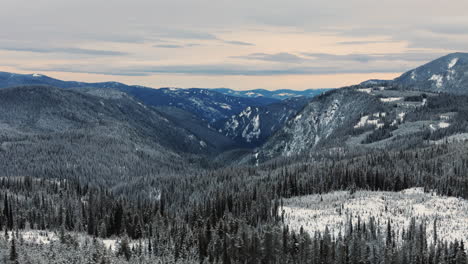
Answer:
1, 139, 467, 263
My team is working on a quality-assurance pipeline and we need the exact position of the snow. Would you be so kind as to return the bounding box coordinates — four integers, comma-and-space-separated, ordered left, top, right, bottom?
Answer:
422, 98, 427, 106
1, 230, 143, 252
430, 133, 468, 145
429, 74, 444, 88
354, 115, 369, 128
218, 103, 232, 110
282, 188, 468, 244
278, 93, 294, 97
200, 140, 207, 148
357, 88, 372, 94
354, 114, 384, 129
448, 58, 458, 69
245, 92, 263, 97
439, 121, 450, 128
380, 97, 402, 102
32, 73, 42, 77
411, 71, 417, 80
243, 114, 261, 142
239, 107, 252, 118
398, 112, 406, 121
294, 114, 302, 121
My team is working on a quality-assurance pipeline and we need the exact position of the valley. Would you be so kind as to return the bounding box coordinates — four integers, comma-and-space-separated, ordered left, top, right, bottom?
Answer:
0, 53, 468, 263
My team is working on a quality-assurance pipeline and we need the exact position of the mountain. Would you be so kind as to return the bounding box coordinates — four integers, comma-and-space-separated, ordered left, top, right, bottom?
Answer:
394, 52, 468, 94
252, 80, 468, 163
155, 106, 237, 151
255, 88, 387, 160
0, 72, 277, 122
213, 88, 330, 100
212, 96, 310, 147
0, 85, 219, 183
120, 87, 278, 123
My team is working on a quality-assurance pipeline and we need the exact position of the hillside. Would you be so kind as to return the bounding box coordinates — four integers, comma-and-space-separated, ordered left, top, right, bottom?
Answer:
0, 86, 214, 184
394, 52, 468, 94
282, 188, 468, 244
213, 96, 310, 147
0, 72, 277, 122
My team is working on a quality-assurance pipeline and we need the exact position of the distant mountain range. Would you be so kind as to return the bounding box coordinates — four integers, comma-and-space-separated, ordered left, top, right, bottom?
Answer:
2, 52, 468, 170
0, 72, 278, 123
213, 88, 331, 100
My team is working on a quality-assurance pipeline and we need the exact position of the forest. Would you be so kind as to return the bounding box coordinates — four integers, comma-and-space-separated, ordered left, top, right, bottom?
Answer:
0, 137, 467, 263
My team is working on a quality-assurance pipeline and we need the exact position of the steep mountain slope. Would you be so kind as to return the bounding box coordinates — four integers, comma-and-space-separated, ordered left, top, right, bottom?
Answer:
394, 52, 468, 94
213, 97, 310, 147
0, 86, 215, 183
0, 72, 276, 122
213, 88, 330, 100
253, 79, 468, 163
155, 106, 237, 151
257, 88, 389, 159
121, 87, 277, 122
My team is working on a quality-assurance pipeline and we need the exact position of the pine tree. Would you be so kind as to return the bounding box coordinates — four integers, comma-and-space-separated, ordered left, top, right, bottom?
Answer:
10, 237, 18, 263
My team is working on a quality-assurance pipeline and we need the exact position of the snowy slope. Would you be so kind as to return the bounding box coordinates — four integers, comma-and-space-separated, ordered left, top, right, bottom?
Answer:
282, 188, 468, 244
394, 52, 468, 94
213, 97, 310, 147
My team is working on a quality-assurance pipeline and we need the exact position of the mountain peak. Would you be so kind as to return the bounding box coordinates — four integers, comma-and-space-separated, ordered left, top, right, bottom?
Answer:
394, 52, 468, 93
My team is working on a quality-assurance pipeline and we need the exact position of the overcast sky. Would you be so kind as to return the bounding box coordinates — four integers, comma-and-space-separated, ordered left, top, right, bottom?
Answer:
1, 0, 467, 90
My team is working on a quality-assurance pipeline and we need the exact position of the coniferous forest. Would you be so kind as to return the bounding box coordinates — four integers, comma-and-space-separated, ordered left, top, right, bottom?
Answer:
0, 138, 467, 263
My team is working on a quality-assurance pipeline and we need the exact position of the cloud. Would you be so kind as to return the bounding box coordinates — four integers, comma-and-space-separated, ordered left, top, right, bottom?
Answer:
156, 29, 218, 40
223, 40, 255, 46
25, 62, 408, 77
232, 52, 307, 63
153, 43, 202, 49
337, 40, 397, 45
153, 44, 185, 49
302, 52, 445, 63
0, 46, 129, 56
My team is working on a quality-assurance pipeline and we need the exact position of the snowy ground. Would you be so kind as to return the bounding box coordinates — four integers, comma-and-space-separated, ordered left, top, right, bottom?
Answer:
1, 230, 140, 251
282, 188, 468, 244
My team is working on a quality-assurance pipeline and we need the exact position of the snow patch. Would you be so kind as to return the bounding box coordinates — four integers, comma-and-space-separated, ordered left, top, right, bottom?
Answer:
448, 58, 458, 69
218, 103, 232, 110
200, 140, 207, 148
282, 188, 468, 244
429, 74, 443, 88
357, 88, 372, 94
439, 122, 450, 128
380, 97, 402, 102
32, 73, 42, 77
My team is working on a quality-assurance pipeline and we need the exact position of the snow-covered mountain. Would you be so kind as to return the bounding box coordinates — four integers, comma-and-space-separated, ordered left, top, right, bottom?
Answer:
256, 88, 388, 159
213, 97, 310, 147
251, 81, 468, 163
0, 72, 277, 123
394, 52, 468, 94
213, 88, 330, 100
0, 85, 226, 181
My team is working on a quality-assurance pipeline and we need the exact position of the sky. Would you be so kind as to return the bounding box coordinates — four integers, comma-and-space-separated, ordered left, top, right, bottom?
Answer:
1, 0, 468, 90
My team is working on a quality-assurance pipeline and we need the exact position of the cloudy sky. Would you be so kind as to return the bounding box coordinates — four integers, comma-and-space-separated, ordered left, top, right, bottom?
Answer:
1, 0, 467, 90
